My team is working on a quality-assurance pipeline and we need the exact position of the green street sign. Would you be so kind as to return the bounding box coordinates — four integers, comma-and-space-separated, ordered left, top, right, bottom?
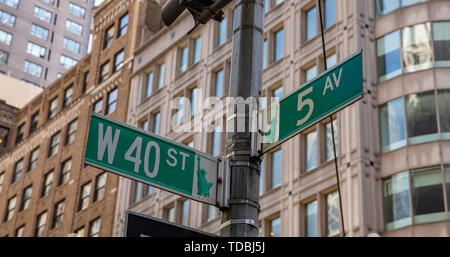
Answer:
84, 113, 220, 206
262, 52, 363, 152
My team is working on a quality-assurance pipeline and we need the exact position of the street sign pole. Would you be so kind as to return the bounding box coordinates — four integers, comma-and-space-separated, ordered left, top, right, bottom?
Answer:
219, 0, 264, 237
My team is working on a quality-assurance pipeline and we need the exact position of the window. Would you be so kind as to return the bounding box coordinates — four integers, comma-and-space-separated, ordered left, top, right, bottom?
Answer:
0, 126, 8, 147
106, 88, 118, 115
74, 227, 85, 237
179, 45, 189, 73
51, 200, 65, 229
193, 37, 201, 64
269, 217, 281, 237
152, 112, 161, 135
211, 126, 221, 157
305, 201, 318, 237
411, 167, 445, 224
103, 25, 114, 49
0, 0, 19, 8
438, 90, 450, 139
93, 99, 103, 114
65, 20, 83, 36
272, 86, 283, 101
146, 185, 153, 196
326, 53, 337, 68
132, 182, 142, 203
305, 7, 317, 41
94, 173, 106, 202
379, 97, 406, 153
12, 158, 23, 183
59, 158, 71, 186
20, 185, 32, 211
270, 149, 282, 189
63, 86, 73, 107
144, 72, 153, 98
205, 205, 216, 223
190, 88, 198, 116
214, 69, 224, 98
325, 119, 338, 161
63, 37, 81, 54
326, 191, 340, 236
35, 211, 47, 237
69, 2, 86, 18
65, 119, 78, 145
305, 65, 317, 82
165, 206, 175, 223
377, 30, 401, 82
41, 170, 53, 197
433, 22, 450, 67
157, 63, 165, 89
15, 122, 25, 144
78, 182, 91, 211
99, 61, 110, 83
15, 226, 25, 237
324, 0, 335, 29
88, 218, 101, 237
402, 23, 432, 73
28, 147, 39, 172
305, 130, 317, 172
217, 17, 227, 46
0, 29, 12, 45
114, 49, 125, 72
0, 49, 8, 64
375, 0, 399, 17
383, 171, 411, 230
60, 55, 78, 69
33, 6, 52, 23
30, 24, 49, 41
274, 28, 284, 62
405, 91, 437, 144
118, 13, 129, 37
82, 72, 89, 93
24, 61, 43, 77
29, 112, 39, 134
180, 199, 189, 226
27, 42, 46, 58
48, 97, 58, 120
4, 196, 16, 222
48, 131, 60, 157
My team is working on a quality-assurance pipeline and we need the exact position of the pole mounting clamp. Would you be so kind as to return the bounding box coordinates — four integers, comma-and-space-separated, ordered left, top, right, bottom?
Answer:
219, 219, 259, 231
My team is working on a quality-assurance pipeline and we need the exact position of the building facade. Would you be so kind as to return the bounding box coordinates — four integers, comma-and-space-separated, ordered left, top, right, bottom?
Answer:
0, 0, 161, 237
113, 0, 450, 237
0, 0, 99, 88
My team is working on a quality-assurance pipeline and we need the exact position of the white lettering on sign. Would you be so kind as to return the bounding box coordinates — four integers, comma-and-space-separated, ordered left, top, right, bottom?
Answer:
144, 141, 160, 178
167, 148, 177, 167
125, 137, 143, 173
180, 152, 189, 171
296, 87, 314, 127
322, 68, 343, 96
97, 123, 120, 164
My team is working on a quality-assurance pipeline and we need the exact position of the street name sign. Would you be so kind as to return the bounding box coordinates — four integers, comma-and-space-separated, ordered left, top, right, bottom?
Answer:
262, 52, 363, 152
84, 113, 220, 206
124, 211, 214, 237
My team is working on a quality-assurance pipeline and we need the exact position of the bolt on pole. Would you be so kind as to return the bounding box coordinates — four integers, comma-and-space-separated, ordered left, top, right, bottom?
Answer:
219, 0, 264, 237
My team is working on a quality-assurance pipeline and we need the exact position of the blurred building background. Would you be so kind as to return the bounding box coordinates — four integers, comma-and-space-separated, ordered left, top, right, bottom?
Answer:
0, 0, 450, 237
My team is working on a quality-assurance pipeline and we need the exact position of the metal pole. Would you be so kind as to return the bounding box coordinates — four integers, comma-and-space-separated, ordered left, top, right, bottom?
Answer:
220, 0, 264, 237
318, 0, 346, 237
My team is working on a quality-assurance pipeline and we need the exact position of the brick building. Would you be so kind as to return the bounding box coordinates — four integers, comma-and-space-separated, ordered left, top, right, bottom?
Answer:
0, 0, 162, 237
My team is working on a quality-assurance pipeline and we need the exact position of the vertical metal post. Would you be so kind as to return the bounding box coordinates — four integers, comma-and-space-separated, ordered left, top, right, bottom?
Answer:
219, 0, 264, 237
318, 0, 346, 237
